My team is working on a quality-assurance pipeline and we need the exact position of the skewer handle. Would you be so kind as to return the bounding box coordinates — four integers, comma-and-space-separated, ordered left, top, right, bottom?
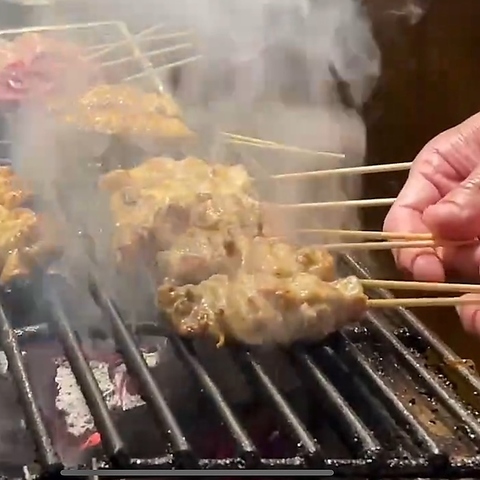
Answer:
361, 279, 480, 294
368, 297, 480, 308
278, 198, 396, 209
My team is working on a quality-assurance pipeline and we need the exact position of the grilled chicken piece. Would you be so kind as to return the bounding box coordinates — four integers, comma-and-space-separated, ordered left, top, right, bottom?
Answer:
78, 84, 182, 117
158, 273, 367, 346
50, 83, 193, 140
100, 157, 263, 262
0, 167, 62, 283
100, 156, 255, 196
0, 206, 62, 283
0, 166, 33, 209
158, 228, 336, 285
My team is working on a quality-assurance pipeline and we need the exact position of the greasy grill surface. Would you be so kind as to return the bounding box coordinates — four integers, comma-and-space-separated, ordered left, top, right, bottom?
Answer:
0, 255, 479, 479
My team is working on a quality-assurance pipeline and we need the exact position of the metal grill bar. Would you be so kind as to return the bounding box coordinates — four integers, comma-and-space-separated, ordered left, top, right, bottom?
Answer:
47, 289, 127, 467
89, 286, 195, 468
339, 255, 480, 442
289, 347, 380, 458
365, 314, 480, 441
331, 333, 442, 456
342, 256, 480, 398
0, 305, 59, 471
167, 337, 259, 465
398, 306, 480, 393
232, 348, 322, 464
118, 455, 480, 478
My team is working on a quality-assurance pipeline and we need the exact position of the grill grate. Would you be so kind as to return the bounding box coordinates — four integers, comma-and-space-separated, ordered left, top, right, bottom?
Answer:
0, 255, 479, 479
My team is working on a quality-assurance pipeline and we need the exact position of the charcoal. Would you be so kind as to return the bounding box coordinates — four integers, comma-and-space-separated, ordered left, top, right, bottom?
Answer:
23, 336, 201, 465
0, 352, 36, 473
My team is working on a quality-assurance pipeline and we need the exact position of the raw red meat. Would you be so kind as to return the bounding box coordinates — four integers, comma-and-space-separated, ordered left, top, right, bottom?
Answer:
0, 33, 101, 108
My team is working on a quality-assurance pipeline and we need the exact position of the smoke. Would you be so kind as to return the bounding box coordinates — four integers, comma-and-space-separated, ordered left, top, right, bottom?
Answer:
7, 0, 380, 328
161, 0, 380, 237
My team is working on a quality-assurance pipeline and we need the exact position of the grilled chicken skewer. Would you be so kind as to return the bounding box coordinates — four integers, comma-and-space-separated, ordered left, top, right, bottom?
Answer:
100, 157, 264, 263
0, 167, 62, 283
49, 83, 194, 141
158, 272, 367, 346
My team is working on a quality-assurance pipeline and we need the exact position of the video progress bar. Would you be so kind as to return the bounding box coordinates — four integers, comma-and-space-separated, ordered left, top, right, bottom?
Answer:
61, 469, 335, 477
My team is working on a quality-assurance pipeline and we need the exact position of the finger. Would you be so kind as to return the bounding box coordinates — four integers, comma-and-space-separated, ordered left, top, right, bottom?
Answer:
457, 293, 480, 337
383, 168, 445, 282
441, 244, 480, 280
423, 163, 480, 240
384, 112, 480, 278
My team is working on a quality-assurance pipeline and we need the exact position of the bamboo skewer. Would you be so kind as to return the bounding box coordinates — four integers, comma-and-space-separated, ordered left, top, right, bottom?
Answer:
229, 140, 345, 158
361, 279, 480, 294
271, 162, 412, 180
277, 198, 396, 209
367, 297, 480, 308
324, 239, 474, 252
297, 228, 433, 240
224, 133, 345, 159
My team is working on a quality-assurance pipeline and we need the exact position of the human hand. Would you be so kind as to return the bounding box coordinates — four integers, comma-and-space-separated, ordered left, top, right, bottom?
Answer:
383, 112, 480, 335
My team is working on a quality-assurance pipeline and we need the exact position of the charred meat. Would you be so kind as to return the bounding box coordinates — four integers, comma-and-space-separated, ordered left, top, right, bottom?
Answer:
158, 273, 367, 346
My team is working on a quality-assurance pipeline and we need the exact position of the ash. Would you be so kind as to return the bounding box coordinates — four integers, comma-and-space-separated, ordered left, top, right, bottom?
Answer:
55, 353, 158, 437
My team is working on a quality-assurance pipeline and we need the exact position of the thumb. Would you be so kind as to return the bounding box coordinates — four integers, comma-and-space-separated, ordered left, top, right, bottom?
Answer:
423, 164, 480, 239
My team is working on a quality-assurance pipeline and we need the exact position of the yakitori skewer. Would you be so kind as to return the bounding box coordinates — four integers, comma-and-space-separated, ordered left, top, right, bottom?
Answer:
368, 297, 480, 308
362, 279, 480, 294
224, 133, 345, 159
270, 162, 412, 180
277, 198, 396, 209
296, 228, 433, 240
324, 239, 475, 252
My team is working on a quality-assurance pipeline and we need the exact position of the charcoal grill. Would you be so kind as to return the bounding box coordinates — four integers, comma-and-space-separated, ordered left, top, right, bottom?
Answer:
0, 254, 477, 479
0, 20, 479, 480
